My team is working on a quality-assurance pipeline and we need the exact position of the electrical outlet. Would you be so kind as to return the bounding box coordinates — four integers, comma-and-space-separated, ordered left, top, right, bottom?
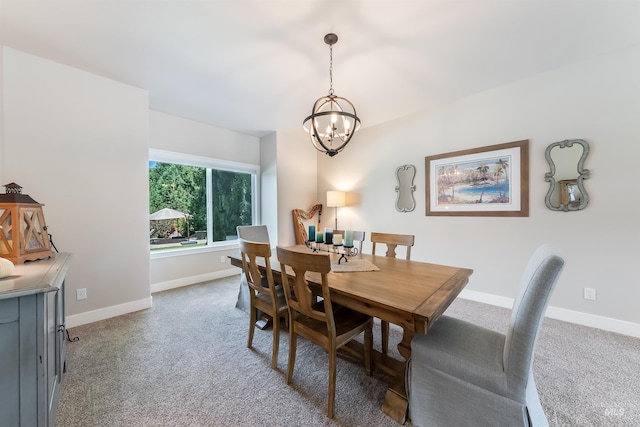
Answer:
220, 255, 227, 263
583, 287, 596, 301
76, 288, 87, 300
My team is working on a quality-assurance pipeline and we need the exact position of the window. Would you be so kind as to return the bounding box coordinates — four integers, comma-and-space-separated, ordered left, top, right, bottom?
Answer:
149, 149, 259, 253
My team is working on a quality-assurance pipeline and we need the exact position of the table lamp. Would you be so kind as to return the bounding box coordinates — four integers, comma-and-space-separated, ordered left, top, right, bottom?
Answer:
326, 190, 346, 229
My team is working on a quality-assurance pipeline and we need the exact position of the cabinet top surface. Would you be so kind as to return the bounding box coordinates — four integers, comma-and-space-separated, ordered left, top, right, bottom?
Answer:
0, 253, 72, 299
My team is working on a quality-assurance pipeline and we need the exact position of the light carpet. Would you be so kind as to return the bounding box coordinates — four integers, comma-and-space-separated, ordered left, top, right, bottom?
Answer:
56, 276, 639, 426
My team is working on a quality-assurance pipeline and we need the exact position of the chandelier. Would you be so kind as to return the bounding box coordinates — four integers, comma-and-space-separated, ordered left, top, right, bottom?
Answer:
303, 33, 361, 157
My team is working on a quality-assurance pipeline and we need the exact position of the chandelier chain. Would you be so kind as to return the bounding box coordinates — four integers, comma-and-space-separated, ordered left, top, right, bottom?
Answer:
329, 44, 334, 95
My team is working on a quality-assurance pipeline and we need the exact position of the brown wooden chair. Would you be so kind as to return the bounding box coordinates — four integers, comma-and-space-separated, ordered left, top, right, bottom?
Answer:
334, 229, 365, 253
277, 246, 373, 419
370, 231, 415, 355
239, 239, 288, 369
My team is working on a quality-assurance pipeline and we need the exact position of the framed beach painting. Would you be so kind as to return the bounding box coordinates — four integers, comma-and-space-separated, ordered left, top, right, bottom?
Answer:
425, 140, 529, 217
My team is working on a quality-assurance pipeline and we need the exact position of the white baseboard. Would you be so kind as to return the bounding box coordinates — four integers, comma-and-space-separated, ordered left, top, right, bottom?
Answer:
459, 289, 513, 309
459, 289, 640, 338
150, 268, 239, 293
67, 277, 639, 339
66, 269, 240, 328
66, 297, 153, 329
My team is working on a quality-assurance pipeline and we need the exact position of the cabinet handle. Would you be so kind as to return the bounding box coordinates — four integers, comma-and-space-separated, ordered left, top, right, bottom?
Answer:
60, 325, 80, 342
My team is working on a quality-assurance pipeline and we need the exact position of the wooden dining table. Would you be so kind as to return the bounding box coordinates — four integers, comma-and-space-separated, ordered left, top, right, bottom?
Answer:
228, 244, 473, 424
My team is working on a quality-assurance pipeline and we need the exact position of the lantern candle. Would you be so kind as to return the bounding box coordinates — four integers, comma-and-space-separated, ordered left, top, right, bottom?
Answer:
0, 182, 55, 264
308, 225, 316, 242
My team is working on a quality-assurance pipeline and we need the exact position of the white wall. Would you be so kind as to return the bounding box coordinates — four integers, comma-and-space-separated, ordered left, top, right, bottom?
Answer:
2, 47, 151, 326
273, 131, 318, 246
260, 132, 279, 242
149, 110, 260, 163
318, 45, 640, 336
0, 43, 4, 182
148, 111, 260, 291
4, 42, 638, 336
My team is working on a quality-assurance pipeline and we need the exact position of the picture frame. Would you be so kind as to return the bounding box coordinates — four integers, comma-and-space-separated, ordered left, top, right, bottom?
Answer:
425, 140, 529, 217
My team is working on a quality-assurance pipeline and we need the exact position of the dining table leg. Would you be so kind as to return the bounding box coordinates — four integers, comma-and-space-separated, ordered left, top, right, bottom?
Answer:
382, 378, 409, 424
397, 328, 414, 360
380, 327, 415, 424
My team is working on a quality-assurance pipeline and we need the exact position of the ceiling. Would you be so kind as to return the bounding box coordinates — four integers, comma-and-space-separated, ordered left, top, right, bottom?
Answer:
2, 1, 640, 137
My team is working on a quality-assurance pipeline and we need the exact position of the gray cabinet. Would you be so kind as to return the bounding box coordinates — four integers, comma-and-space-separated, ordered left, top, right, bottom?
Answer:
0, 253, 72, 427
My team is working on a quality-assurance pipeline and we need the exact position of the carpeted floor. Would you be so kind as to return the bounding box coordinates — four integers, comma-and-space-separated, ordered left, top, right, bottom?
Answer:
56, 275, 640, 426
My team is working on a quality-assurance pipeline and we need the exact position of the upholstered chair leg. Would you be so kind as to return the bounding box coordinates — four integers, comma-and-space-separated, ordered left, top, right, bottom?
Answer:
364, 324, 373, 376
247, 304, 256, 348
287, 328, 297, 385
271, 314, 280, 369
381, 320, 389, 355
328, 344, 337, 419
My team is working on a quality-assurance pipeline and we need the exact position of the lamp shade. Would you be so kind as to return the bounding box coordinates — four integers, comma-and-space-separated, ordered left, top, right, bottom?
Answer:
326, 191, 346, 208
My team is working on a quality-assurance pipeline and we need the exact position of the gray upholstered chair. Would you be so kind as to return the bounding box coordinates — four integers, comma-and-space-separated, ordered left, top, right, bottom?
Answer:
237, 224, 270, 243
406, 245, 565, 427
235, 225, 271, 315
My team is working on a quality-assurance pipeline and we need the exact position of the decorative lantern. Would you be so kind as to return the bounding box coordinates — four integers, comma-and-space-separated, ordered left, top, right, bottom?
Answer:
0, 183, 55, 264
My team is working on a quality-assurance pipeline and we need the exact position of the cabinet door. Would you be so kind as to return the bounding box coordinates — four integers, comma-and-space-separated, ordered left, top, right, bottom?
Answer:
46, 291, 58, 418
45, 288, 66, 427
0, 299, 20, 426
0, 295, 39, 426
58, 280, 67, 378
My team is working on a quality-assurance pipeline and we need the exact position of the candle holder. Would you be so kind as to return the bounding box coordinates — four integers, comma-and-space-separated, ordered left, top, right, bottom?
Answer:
333, 244, 346, 264
306, 240, 332, 253
338, 245, 359, 264
306, 240, 357, 264
305, 239, 321, 252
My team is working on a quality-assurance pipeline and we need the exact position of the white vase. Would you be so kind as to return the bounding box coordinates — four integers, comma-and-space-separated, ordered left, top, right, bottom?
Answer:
0, 257, 15, 278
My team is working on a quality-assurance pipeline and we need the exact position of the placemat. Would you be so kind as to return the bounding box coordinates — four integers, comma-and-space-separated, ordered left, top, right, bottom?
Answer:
331, 259, 380, 273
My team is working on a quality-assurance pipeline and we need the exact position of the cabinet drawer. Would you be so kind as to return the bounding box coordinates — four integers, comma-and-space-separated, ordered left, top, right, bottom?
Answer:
0, 299, 18, 324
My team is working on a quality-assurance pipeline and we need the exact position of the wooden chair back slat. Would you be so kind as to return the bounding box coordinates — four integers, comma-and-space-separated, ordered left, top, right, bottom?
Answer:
277, 247, 333, 325
370, 232, 415, 260
239, 239, 275, 296
238, 238, 287, 369
276, 245, 373, 419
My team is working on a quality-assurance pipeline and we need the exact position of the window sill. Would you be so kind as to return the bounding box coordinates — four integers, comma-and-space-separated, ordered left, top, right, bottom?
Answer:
149, 241, 238, 260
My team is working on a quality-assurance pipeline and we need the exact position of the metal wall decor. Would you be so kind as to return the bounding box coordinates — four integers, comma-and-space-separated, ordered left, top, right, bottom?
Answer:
395, 165, 416, 212
544, 139, 590, 211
